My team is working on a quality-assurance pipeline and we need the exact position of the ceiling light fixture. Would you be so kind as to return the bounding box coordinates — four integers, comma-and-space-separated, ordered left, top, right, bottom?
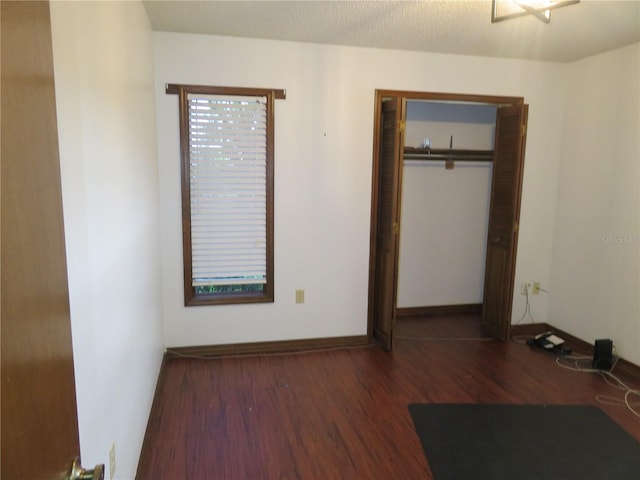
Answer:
491, 0, 580, 24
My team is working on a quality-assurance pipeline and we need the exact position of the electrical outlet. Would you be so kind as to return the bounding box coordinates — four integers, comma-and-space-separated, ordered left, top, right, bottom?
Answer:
532, 282, 540, 295
520, 282, 531, 295
108, 442, 116, 480
295, 289, 304, 304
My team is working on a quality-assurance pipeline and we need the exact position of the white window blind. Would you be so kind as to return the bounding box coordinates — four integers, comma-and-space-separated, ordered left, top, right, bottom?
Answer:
188, 93, 267, 287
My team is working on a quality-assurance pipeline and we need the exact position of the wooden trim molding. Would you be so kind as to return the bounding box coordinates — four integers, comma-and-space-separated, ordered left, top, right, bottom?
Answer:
396, 304, 483, 317
509, 323, 551, 336
367, 89, 526, 343
167, 335, 371, 358
172, 83, 279, 306
375, 89, 524, 106
136, 354, 169, 478
165, 83, 286, 99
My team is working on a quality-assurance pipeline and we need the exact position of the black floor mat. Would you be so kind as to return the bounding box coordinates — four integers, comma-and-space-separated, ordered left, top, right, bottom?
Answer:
408, 403, 640, 480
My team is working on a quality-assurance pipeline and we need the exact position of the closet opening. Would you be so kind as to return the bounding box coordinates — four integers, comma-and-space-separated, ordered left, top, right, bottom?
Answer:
367, 91, 528, 350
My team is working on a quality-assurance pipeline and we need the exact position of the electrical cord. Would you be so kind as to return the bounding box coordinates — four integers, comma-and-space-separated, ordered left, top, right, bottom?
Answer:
514, 283, 550, 325
555, 356, 640, 418
514, 285, 535, 325
521, 340, 640, 417
511, 334, 532, 344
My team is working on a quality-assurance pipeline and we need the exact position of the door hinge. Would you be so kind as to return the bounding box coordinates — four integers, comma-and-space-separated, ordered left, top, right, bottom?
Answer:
521, 124, 527, 138
514, 222, 519, 233
399, 120, 405, 133
392, 222, 400, 234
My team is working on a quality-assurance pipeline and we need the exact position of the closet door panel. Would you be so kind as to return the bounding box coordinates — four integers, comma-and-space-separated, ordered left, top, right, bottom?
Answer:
482, 104, 528, 340
372, 97, 405, 350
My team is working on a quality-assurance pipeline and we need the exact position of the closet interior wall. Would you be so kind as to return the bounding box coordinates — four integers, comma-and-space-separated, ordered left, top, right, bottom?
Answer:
397, 101, 498, 310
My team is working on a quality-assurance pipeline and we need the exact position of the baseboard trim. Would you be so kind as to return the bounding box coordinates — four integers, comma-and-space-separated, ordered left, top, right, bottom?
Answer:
510, 322, 640, 377
397, 303, 482, 318
509, 323, 550, 336
136, 353, 168, 479
166, 335, 371, 358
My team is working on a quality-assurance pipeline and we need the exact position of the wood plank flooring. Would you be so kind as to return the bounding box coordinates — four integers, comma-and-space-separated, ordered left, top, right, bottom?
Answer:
136, 314, 640, 479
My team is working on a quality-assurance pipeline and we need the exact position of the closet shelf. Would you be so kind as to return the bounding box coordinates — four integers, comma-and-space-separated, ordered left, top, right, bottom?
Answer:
403, 147, 494, 162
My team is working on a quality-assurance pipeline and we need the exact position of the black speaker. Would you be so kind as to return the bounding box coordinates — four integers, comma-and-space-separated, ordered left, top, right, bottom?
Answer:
592, 339, 613, 370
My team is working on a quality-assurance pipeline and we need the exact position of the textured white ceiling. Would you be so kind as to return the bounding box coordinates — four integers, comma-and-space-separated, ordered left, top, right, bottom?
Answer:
143, 0, 640, 62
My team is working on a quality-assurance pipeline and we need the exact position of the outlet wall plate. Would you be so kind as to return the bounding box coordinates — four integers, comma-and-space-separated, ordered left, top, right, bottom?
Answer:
109, 442, 116, 480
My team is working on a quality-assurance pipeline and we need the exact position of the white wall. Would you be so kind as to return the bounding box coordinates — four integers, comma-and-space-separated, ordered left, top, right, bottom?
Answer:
50, 2, 164, 478
154, 32, 567, 347
404, 101, 497, 149
548, 43, 640, 364
398, 162, 493, 307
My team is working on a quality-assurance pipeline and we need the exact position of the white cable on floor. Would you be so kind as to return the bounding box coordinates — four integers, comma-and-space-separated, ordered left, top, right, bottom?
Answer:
555, 356, 640, 418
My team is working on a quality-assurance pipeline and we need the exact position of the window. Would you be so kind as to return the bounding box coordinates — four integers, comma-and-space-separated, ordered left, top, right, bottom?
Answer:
168, 84, 285, 306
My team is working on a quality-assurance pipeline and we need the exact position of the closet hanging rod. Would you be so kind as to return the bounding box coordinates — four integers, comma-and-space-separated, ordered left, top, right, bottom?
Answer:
403, 147, 494, 162
403, 153, 494, 162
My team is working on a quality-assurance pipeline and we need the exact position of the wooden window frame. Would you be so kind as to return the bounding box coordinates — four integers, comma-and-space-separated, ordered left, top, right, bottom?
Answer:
167, 84, 285, 306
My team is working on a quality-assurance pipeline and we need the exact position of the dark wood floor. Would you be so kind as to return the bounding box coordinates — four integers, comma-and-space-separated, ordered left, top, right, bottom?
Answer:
136, 314, 640, 479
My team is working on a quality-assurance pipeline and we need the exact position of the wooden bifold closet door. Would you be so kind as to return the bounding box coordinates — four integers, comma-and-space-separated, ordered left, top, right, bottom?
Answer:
482, 104, 529, 341
368, 91, 528, 348
372, 97, 405, 351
